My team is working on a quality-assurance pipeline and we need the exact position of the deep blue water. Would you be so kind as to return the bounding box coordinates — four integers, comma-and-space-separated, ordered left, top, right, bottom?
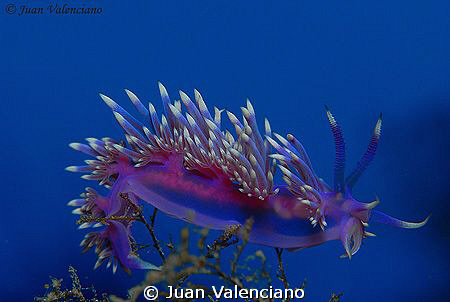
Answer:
1, 1, 449, 301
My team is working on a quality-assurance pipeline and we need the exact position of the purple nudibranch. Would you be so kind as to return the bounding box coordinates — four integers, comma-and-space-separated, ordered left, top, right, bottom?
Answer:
66, 83, 429, 273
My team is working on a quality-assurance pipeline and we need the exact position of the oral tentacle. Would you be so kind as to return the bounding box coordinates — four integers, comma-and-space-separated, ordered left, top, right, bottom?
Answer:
340, 217, 363, 259
370, 210, 430, 229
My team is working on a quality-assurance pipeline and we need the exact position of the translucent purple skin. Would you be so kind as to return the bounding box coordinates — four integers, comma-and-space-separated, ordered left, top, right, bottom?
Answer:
68, 85, 429, 273
114, 158, 331, 249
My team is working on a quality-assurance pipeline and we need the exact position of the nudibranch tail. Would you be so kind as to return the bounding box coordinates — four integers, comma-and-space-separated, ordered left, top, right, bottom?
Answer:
67, 187, 159, 273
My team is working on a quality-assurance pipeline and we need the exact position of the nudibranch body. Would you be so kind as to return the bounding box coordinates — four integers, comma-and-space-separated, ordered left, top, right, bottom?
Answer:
67, 83, 428, 272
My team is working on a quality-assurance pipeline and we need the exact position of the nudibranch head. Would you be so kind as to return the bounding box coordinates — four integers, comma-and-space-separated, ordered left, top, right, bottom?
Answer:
268, 105, 428, 258
316, 108, 428, 258
315, 191, 378, 259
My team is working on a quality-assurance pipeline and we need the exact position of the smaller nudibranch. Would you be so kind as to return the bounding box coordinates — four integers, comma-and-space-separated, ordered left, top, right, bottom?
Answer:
67, 83, 429, 272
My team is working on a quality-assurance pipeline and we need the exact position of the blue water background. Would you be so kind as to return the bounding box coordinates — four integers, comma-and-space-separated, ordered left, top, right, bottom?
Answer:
1, 1, 449, 301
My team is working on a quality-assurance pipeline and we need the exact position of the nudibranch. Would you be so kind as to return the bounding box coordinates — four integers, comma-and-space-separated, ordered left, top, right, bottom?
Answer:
67, 83, 429, 273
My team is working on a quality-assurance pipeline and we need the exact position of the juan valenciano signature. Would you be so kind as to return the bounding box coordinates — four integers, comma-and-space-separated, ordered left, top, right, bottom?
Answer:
16, 4, 102, 16
166, 285, 305, 299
